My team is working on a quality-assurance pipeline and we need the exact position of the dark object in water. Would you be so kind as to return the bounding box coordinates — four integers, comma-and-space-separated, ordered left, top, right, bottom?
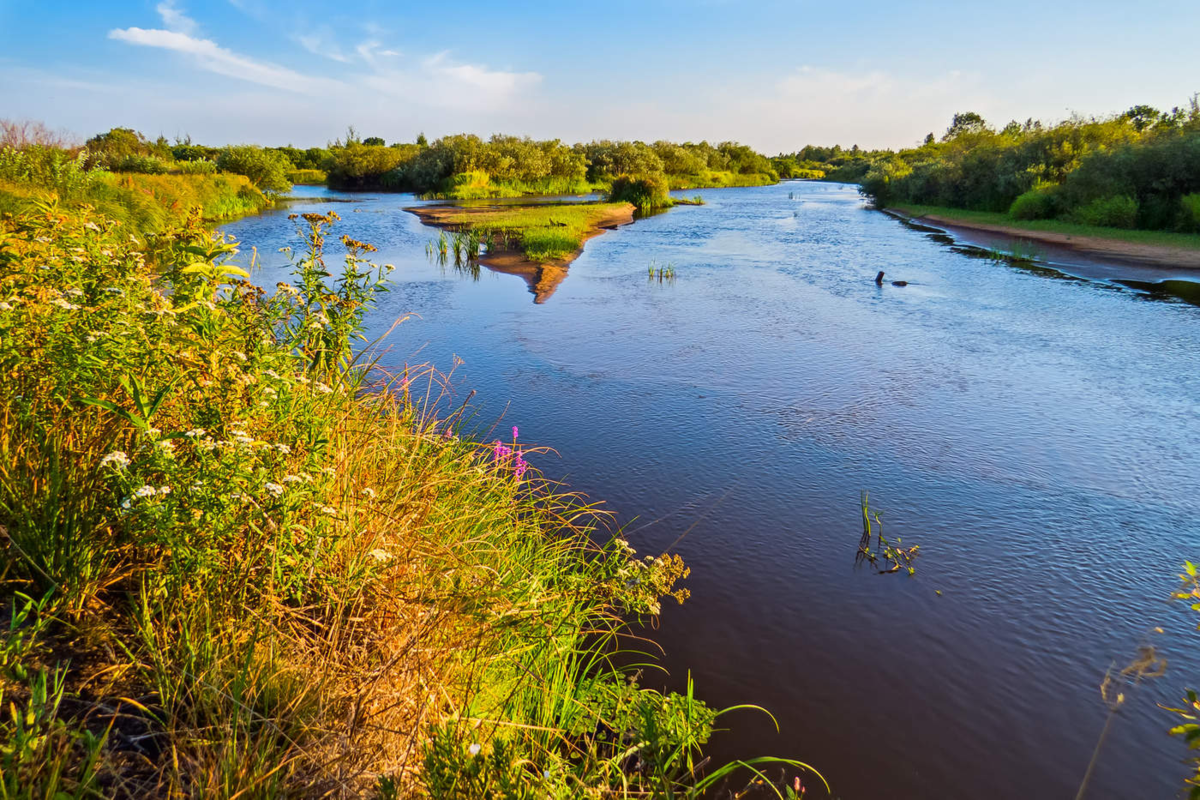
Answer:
875, 271, 885, 285
892, 280, 908, 287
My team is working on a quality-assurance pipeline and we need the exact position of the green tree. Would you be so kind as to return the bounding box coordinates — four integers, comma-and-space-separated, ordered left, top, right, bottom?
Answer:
216, 146, 292, 193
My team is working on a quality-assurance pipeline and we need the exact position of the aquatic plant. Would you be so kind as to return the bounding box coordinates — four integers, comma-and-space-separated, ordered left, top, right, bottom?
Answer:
856, 492, 919, 575
648, 260, 678, 283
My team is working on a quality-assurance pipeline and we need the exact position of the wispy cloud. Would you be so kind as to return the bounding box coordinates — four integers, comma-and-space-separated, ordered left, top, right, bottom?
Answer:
155, 0, 197, 35
110, 2, 342, 95
296, 32, 350, 63
109, 27, 340, 94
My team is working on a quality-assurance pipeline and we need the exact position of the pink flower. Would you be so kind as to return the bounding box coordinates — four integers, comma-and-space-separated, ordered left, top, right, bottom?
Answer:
512, 426, 519, 441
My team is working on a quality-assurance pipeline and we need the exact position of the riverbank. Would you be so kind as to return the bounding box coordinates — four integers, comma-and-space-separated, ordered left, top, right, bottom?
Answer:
408, 201, 635, 302
888, 204, 1200, 269
0, 182, 821, 796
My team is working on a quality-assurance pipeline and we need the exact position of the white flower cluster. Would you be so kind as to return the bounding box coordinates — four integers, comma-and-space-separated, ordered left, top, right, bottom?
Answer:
100, 451, 130, 469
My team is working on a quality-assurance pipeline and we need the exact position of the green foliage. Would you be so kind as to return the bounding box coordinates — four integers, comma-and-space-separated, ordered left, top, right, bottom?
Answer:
608, 173, 672, 211
1009, 185, 1058, 220
1071, 195, 1139, 228
847, 97, 1200, 233
325, 143, 416, 189
215, 145, 292, 193
111, 152, 171, 174
1183, 193, 1200, 232
84, 126, 167, 168
173, 158, 217, 175
286, 168, 326, 185
0, 193, 819, 796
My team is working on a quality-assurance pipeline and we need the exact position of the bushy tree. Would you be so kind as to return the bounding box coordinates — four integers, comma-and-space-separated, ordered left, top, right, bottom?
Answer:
216, 145, 292, 193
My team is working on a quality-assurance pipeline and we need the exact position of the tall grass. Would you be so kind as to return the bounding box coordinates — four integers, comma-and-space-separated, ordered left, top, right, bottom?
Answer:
0, 198, 822, 797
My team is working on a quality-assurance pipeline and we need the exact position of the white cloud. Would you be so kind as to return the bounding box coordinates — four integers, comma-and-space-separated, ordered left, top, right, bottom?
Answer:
155, 0, 197, 35
108, 26, 341, 95
296, 32, 350, 62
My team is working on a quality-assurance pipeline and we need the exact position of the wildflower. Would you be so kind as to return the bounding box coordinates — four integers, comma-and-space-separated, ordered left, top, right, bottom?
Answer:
512, 426, 519, 441
263, 387, 277, 397
133, 485, 157, 499
159, 485, 171, 495
65, 288, 83, 297
100, 451, 130, 469
233, 351, 247, 362
320, 466, 336, 476
84, 221, 101, 231
513, 453, 528, 481
197, 437, 218, 452
315, 382, 333, 394
184, 428, 206, 438
0, 302, 12, 311
264, 482, 284, 497
155, 439, 176, 456
274, 444, 292, 454
120, 498, 132, 510
492, 441, 512, 462
86, 333, 99, 343
360, 487, 376, 499
282, 475, 303, 483
263, 369, 281, 380
369, 548, 391, 561
467, 743, 482, 757
146, 427, 161, 437
320, 505, 338, 516
50, 297, 79, 310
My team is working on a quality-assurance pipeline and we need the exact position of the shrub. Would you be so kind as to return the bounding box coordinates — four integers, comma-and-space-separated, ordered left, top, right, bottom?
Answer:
173, 159, 217, 175
1009, 186, 1058, 220
1072, 195, 1139, 228
325, 144, 414, 190
112, 153, 171, 174
607, 173, 671, 211
1181, 193, 1200, 231
216, 145, 292, 193
285, 168, 326, 185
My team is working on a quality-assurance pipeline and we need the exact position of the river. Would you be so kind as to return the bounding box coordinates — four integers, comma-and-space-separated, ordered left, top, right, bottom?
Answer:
223, 181, 1200, 799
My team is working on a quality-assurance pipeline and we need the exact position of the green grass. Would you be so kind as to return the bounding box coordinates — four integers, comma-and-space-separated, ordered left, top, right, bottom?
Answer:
890, 203, 1200, 250
0, 194, 822, 797
668, 170, 777, 190
424, 202, 633, 261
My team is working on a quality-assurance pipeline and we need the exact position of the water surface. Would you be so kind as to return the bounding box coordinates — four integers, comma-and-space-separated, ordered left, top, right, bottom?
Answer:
225, 182, 1200, 799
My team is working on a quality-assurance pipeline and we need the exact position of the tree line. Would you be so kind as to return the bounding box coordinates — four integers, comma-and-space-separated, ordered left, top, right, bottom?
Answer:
776, 99, 1200, 233
60, 125, 779, 195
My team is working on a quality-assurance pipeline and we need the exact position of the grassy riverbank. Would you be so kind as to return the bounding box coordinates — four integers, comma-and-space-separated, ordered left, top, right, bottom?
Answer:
0, 157, 818, 796
890, 203, 1200, 267
0, 154, 272, 237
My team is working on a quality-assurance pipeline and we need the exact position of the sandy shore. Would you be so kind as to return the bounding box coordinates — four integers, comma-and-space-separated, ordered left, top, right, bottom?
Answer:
892, 210, 1200, 270
407, 203, 635, 303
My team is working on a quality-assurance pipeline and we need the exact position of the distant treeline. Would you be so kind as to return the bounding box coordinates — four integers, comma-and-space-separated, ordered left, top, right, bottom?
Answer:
38, 124, 779, 198
780, 98, 1200, 233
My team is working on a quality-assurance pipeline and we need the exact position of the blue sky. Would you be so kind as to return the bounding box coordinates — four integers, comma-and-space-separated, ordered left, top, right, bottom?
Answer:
1, 0, 1197, 152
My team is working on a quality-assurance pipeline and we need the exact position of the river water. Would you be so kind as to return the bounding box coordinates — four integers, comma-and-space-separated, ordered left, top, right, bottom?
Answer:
223, 181, 1200, 799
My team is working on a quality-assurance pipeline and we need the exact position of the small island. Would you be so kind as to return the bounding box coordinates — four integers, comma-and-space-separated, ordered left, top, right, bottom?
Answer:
407, 201, 636, 302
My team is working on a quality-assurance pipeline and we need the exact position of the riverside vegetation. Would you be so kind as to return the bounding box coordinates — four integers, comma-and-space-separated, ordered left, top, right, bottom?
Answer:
26, 121, 779, 203
775, 98, 1200, 240
0, 128, 825, 796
